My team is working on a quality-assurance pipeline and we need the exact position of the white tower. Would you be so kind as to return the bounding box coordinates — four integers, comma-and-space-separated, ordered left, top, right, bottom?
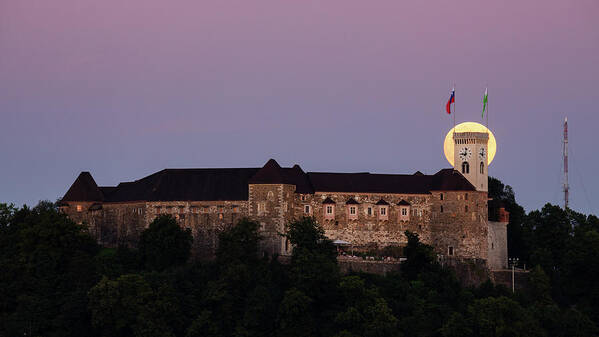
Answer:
453, 131, 489, 191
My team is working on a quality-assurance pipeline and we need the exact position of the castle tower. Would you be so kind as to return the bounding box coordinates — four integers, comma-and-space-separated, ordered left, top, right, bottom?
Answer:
453, 131, 488, 191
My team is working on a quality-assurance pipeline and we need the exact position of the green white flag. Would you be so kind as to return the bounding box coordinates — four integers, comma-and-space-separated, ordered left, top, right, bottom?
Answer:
482, 88, 488, 118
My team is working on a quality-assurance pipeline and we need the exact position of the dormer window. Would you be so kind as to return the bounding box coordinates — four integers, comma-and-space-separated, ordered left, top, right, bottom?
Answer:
346, 198, 359, 220
323, 197, 336, 220
376, 199, 389, 220
397, 199, 411, 221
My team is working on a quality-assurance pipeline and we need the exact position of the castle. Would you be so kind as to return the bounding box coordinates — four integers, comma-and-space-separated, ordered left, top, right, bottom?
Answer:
60, 127, 508, 270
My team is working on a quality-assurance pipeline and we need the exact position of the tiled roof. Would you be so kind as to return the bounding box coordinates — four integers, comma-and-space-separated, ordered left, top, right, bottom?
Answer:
345, 197, 360, 205
62, 172, 104, 202
62, 160, 475, 203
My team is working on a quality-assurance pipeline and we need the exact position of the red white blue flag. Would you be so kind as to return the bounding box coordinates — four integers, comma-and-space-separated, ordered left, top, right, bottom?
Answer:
446, 88, 455, 114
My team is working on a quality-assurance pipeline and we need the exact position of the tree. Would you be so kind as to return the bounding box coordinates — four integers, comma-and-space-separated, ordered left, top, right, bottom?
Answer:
88, 274, 178, 337
401, 231, 436, 280
0, 201, 99, 337
277, 288, 315, 337
334, 276, 399, 337
285, 217, 339, 302
138, 215, 193, 271
216, 218, 261, 265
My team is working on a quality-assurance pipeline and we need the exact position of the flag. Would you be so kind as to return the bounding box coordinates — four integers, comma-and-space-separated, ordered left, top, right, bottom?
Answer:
482, 88, 488, 118
445, 88, 455, 114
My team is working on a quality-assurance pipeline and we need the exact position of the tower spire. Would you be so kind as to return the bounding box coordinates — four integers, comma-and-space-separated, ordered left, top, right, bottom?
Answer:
563, 117, 569, 209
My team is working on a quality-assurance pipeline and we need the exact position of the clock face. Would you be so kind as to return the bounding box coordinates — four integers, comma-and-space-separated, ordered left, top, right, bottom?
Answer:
459, 147, 472, 161
479, 148, 486, 159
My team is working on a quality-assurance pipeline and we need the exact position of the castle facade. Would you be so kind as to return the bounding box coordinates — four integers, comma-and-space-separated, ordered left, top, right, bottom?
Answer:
60, 130, 508, 269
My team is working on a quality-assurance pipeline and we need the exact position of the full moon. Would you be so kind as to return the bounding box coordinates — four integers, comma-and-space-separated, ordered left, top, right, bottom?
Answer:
443, 122, 497, 166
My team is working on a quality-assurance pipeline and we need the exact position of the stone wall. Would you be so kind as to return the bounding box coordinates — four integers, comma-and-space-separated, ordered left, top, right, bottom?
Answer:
61, 186, 491, 262
487, 221, 508, 270
61, 200, 250, 259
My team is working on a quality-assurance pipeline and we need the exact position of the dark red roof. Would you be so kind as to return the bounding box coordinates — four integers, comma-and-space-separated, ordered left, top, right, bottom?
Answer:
62, 172, 104, 202
306, 169, 474, 194
62, 161, 475, 203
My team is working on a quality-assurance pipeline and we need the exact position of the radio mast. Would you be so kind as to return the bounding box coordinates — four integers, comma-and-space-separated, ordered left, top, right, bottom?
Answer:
563, 117, 569, 209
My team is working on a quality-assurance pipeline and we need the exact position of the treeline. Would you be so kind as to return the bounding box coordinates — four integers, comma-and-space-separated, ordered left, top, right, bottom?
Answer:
1, 182, 599, 336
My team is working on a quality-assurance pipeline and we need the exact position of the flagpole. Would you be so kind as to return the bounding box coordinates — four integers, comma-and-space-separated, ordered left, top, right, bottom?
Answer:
486, 87, 489, 134
453, 83, 456, 136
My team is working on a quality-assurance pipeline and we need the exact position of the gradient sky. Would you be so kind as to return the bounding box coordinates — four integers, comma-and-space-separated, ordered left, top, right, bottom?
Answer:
1, 0, 598, 215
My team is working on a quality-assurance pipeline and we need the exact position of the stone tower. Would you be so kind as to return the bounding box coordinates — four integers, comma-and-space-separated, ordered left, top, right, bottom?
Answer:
453, 131, 489, 192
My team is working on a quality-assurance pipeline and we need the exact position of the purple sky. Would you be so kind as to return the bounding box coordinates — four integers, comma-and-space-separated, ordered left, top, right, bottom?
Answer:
1, 0, 598, 215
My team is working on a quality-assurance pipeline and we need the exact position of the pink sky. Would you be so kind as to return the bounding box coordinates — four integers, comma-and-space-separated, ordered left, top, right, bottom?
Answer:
1, 0, 598, 214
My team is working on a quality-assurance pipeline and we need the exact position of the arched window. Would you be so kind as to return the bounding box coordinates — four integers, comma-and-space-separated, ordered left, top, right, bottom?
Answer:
480, 161, 484, 174
461, 161, 470, 174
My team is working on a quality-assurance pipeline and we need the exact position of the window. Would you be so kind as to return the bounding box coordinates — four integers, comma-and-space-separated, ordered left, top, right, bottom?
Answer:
367, 207, 372, 216
461, 161, 470, 174
300, 195, 307, 201
218, 213, 224, 220
480, 161, 484, 174
440, 205, 444, 213
326, 206, 333, 214
380, 207, 387, 216
267, 191, 274, 201
304, 205, 311, 214
465, 193, 468, 200
401, 208, 407, 216
76, 205, 82, 212
448, 246, 454, 256
465, 205, 469, 212
440, 193, 444, 201
257, 202, 266, 215
349, 206, 356, 215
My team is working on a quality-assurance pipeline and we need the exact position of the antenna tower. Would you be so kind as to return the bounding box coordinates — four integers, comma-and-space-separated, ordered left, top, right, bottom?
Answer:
563, 117, 569, 209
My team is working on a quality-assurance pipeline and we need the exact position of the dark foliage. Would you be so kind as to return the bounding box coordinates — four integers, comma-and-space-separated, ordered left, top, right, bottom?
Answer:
138, 215, 193, 271
2, 182, 599, 337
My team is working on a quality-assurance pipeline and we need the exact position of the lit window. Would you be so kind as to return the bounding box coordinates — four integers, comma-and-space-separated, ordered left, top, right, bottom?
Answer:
218, 213, 223, 220
76, 205, 82, 212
